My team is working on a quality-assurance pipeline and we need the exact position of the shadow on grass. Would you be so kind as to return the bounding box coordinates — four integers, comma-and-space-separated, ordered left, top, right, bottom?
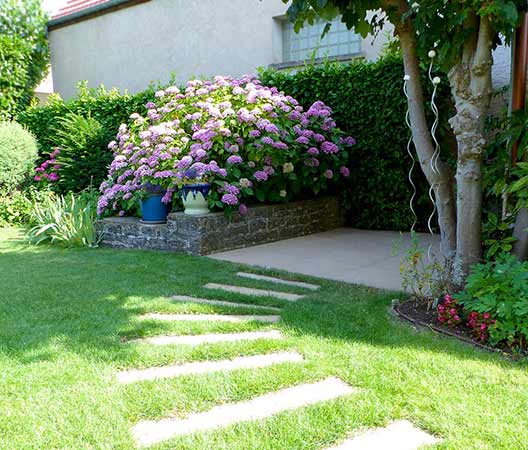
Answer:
1, 235, 525, 371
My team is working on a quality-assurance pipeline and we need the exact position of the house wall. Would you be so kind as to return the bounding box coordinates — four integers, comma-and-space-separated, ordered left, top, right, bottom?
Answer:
49, 0, 389, 99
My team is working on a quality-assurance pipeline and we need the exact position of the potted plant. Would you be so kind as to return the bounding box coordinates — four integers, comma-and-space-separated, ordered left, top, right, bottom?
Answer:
139, 182, 171, 224
179, 168, 211, 215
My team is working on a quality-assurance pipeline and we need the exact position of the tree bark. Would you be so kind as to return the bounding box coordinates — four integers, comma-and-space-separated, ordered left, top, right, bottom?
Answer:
397, 25, 457, 260
447, 16, 493, 283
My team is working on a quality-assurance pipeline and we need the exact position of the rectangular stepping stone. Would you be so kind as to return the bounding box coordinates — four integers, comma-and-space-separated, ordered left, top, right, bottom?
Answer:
171, 295, 282, 313
236, 272, 320, 290
133, 376, 356, 447
325, 420, 440, 450
204, 283, 304, 302
117, 351, 303, 384
142, 313, 280, 323
130, 330, 283, 346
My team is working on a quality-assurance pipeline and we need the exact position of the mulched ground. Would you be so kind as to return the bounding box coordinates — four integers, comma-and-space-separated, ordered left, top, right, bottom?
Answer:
393, 298, 522, 359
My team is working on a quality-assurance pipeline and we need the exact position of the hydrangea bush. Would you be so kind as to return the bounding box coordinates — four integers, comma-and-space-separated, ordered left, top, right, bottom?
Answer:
97, 75, 355, 216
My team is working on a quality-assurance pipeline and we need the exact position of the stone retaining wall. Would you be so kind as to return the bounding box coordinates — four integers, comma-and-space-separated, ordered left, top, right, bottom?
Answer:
97, 196, 343, 255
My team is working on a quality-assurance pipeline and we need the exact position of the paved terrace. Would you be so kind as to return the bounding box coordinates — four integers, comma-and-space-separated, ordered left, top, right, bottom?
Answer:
210, 228, 441, 291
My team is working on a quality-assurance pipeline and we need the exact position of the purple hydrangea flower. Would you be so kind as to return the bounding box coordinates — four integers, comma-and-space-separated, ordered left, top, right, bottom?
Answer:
227, 155, 243, 164
221, 193, 238, 205
253, 170, 268, 182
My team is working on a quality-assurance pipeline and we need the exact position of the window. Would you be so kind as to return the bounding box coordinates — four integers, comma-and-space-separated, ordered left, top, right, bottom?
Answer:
281, 17, 361, 63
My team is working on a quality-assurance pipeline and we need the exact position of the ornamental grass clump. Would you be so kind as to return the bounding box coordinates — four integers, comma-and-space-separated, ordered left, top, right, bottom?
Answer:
97, 75, 355, 216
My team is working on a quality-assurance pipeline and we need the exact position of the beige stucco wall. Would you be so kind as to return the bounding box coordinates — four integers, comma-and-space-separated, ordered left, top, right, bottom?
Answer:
50, 0, 285, 98
49, 0, 390, 99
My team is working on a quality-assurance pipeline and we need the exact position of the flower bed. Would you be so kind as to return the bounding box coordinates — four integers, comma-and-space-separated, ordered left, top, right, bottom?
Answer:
97, 75, 355, 216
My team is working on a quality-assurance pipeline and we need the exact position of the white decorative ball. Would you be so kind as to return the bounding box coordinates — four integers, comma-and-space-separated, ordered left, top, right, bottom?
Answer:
428, 50, 436, 58
403, 74, 410, 81
432, 76, 441, 85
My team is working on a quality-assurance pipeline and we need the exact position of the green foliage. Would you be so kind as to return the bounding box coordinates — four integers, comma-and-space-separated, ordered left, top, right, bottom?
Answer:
284, 0, 526, 70
0, 0, 49, 118
0, 121, 38, 191
26, 190, 100, 248
0, 189, 32, 225
456, 254, 528, 349
53, 112, 110, 193
260, 56, 453, 230
394, 231, 448, 303
18, 82, 157, 156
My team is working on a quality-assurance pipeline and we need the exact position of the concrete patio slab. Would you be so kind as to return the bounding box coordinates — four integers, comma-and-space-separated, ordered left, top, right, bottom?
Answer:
210, 228, 440, 291
130, 330, 283, 346
204, 283, 304, 301
142, 313, 280, 323
325, 420, 440, 449
236, 272, 320, 290
170, 295, 282, 313
117, 351, 303, 384
133, 376, 356, 447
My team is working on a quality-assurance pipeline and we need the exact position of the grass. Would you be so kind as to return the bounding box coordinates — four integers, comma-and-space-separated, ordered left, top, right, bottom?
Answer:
1, 226, 527, 449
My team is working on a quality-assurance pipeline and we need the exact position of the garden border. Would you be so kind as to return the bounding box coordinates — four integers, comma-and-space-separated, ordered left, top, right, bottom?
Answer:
391, 299, 517, 359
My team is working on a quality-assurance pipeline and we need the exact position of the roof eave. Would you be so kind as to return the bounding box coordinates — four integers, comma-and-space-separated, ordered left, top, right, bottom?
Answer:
48, 0, 150, 30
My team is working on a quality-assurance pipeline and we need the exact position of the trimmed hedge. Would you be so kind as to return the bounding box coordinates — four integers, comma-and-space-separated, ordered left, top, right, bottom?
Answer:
18, 82, 157, 159
260, 56, 454, 230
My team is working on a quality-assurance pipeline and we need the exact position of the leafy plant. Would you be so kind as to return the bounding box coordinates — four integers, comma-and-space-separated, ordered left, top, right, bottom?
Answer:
0, 121, 38, 191
455, 254, 528, 349
53, 113, 110, 193
395, 231, 449, 304
26, 190, 100, 248
0, 0, 49, 118
482, 212, 516, 260
0, 189, 33, 225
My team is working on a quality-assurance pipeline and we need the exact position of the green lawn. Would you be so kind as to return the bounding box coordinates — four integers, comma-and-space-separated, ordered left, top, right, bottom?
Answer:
1, 226, 527, 449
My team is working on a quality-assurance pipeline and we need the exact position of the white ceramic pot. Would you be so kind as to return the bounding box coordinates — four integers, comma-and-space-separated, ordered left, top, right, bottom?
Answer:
181, 184, 211, 215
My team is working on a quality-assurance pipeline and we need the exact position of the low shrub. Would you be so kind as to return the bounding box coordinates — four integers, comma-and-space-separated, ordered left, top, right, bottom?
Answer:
98, 75, 354, 216
53, 113, 110, 192
0, 189, 33, 225
26, 190, 100, 247
0, 121, 38, 191
455, 254, 528, 349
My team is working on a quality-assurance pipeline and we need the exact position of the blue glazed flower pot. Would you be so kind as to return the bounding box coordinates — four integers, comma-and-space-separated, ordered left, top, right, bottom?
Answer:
139, 194, 170, 224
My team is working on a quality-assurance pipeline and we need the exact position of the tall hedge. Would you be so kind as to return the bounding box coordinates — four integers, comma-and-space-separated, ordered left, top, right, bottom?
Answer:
18, 82, 157, 159
260, 56, 454, 230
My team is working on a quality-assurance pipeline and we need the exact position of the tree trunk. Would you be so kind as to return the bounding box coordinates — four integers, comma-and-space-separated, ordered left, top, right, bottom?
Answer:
447, 17, 493, 283
398, 28, 457, 260
513, 208, 528, 260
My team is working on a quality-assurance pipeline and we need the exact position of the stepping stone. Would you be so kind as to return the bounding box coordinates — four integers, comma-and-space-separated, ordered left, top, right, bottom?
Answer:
325, 420, 440, 450
117, 351, 303, 384
133, 376, 356, 447
130, 330, 283, 346
236, 272, 320, 290
204, 283, 304, 302
142, 313, 280, 323
171, 295, 282, 313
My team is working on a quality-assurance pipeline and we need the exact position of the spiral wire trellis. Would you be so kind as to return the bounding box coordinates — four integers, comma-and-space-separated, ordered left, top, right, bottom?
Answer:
403, 77, 418, 232
403, 51, 443, 265
426, 54, 442, 261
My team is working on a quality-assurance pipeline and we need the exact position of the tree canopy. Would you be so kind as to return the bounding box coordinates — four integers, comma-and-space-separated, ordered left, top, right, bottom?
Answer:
0, 0, 50, 119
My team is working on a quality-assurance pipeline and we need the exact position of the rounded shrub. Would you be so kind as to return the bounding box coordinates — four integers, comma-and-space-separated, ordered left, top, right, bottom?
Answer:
0, 121, 38, 191
98, 75, 355, 216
